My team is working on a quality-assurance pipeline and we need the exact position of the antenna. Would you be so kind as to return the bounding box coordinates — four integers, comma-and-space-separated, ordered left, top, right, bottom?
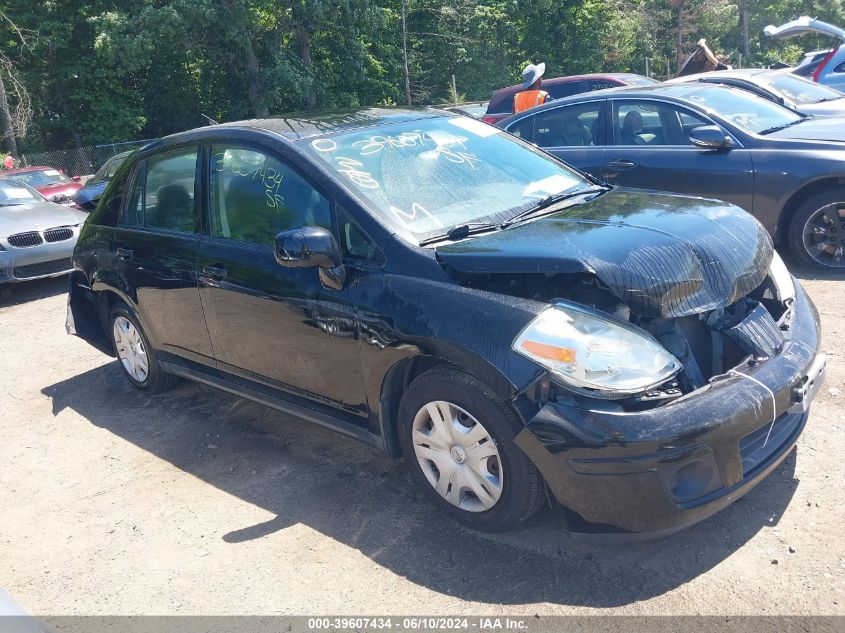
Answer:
201, 114, 219, 126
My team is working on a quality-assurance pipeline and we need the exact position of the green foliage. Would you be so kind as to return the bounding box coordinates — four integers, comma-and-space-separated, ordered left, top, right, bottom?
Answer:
2, 0, 845, 152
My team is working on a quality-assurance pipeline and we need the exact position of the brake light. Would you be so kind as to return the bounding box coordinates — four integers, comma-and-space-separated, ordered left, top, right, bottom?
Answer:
813, 46, 839, 82
481, 115, 501, 125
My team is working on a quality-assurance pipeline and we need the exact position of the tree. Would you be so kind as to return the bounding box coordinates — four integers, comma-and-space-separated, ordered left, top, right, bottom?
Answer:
0, 9, 32, 156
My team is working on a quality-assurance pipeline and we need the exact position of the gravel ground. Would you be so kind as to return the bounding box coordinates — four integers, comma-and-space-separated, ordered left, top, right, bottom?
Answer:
0, 256, 843, 616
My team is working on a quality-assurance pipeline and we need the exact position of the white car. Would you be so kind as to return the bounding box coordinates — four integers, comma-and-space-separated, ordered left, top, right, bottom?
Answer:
0, 181, 87, 296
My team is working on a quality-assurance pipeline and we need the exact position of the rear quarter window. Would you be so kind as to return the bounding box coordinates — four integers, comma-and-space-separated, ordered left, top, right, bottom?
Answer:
547, 81, 586, 99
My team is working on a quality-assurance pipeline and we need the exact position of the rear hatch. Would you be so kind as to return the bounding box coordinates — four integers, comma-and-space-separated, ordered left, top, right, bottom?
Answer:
765, 17, 845, 82
764, 16, 845, 42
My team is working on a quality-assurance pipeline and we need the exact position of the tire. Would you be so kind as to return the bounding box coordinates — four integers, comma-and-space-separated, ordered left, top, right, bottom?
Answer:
397, 367, 544, 532
787, 190, 845, 268
108, 301, 178, 393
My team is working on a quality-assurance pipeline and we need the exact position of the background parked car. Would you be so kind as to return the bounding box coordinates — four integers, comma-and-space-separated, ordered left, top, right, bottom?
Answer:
442, 101, 489, 119
482, 73, 658, 125
0, 180, 87, 297
71, 150, 134, 211
0, 166, 82, 205
666, 68, 845, 116
765, 16, 845, 92
499, 82, 845, 268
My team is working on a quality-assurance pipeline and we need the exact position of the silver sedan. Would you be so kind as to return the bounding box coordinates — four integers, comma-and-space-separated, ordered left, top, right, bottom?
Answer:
0, 181, 87, 294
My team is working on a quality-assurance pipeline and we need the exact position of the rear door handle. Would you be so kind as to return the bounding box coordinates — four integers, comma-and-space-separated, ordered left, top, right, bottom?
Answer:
608, 159, 636, 171
115, 247, 133, 259
202, 264, 228, 278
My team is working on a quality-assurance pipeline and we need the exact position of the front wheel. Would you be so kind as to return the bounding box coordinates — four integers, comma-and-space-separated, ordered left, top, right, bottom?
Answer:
788, 191, 845, 268
397, 367, 543, 532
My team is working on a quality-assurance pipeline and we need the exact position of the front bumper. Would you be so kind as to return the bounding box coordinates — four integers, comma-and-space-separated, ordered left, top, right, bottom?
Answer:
0, 234, 79, 284
515, 283, 824, 540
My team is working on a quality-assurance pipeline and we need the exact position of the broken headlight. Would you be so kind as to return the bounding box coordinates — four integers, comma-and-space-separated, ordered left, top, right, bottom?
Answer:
769, 251, 795, 302
513, 301, 681, 397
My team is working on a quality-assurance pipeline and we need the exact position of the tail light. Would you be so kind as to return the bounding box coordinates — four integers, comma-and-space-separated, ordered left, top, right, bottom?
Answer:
813, 46, 839, 82
481, 114, 501, 125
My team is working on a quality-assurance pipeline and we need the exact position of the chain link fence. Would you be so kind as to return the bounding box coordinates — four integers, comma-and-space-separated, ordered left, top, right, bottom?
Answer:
17, 139, 156, 179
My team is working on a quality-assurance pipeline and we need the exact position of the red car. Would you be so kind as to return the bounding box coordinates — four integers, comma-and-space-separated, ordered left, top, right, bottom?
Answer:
0, 166, 82, 204
482, 72, 658, 124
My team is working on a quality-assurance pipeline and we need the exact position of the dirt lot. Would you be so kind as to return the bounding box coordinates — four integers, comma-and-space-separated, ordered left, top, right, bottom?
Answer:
1, 257, 843, 616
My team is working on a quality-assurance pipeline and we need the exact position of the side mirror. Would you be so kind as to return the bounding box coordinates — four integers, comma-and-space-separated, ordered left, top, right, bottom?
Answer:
275, 226, 342, 270
275, 227, 346, 290
689, 125, 733, 150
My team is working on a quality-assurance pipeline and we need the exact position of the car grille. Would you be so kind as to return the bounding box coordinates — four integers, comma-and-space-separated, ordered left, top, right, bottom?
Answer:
44, 227, 74, 242
12, 258, 73, 280
7, 231, 43, 248
739, 411, 805, 477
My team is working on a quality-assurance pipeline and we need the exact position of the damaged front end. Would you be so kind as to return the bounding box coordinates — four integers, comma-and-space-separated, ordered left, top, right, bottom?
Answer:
435, 192, 825, 538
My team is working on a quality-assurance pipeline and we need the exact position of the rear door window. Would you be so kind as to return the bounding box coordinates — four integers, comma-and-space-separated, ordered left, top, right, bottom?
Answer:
209, 144, 332, 246
531, 102, 605, 148
143, 148, 199, 232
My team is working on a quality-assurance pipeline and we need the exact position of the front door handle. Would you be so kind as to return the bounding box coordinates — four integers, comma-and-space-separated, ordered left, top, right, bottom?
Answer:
115, 247, 133, 259
608, 159, 636, 171
201, 264, 228, 278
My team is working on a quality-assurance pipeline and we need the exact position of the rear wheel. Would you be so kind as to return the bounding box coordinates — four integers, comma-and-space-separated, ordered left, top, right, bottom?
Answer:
397, 367, 543, 532
788, 190, 845, 268
108, 302, 177, 393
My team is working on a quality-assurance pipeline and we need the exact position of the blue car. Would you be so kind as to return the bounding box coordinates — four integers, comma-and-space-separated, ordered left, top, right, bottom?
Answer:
71, 150, 133, 211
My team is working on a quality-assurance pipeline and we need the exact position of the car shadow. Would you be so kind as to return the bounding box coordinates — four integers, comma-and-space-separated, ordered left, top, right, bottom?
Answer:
0, 277, 68, 307
779, 248, 845, 282
42, 363, 800, 608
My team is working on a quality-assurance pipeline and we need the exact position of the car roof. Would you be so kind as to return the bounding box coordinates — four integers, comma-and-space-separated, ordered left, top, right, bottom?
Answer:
499, 82, 751, 123
491, 73, 646, 96
668, 68, 770, 83
144, 108, 449, 150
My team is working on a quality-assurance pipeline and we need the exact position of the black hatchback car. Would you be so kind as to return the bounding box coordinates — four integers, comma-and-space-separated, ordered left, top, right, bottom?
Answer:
67, 108, 825, 539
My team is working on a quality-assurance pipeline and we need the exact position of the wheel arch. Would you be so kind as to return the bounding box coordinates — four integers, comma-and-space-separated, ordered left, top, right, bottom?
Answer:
376, 349, 529, 459
378, 355, 460, 458
777, 176, 845, 245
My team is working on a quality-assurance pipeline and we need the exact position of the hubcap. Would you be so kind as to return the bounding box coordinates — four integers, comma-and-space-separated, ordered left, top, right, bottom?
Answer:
802, 202, 845, 268
411, 400, 503, 512
113, 316, 149, 382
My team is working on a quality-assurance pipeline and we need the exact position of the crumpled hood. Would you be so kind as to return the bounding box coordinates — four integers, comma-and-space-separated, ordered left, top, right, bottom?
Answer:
435, 189, 774, 318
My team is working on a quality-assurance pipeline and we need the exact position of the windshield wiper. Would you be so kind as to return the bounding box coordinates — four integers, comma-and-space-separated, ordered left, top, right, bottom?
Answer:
418, 221, 501, 246
417, 186, 609, 246
501, 186, 608, 228
760, 118, 808, 135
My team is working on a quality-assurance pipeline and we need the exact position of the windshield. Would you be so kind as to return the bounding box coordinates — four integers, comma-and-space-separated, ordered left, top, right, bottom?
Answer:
681, 85, 804, 133
4, 168, 72, 187
759, 72, 843, 104
0, 181, 44, 205
303, 116, 588, 241
624, 75, 660, 87
91, 156, 122, 183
